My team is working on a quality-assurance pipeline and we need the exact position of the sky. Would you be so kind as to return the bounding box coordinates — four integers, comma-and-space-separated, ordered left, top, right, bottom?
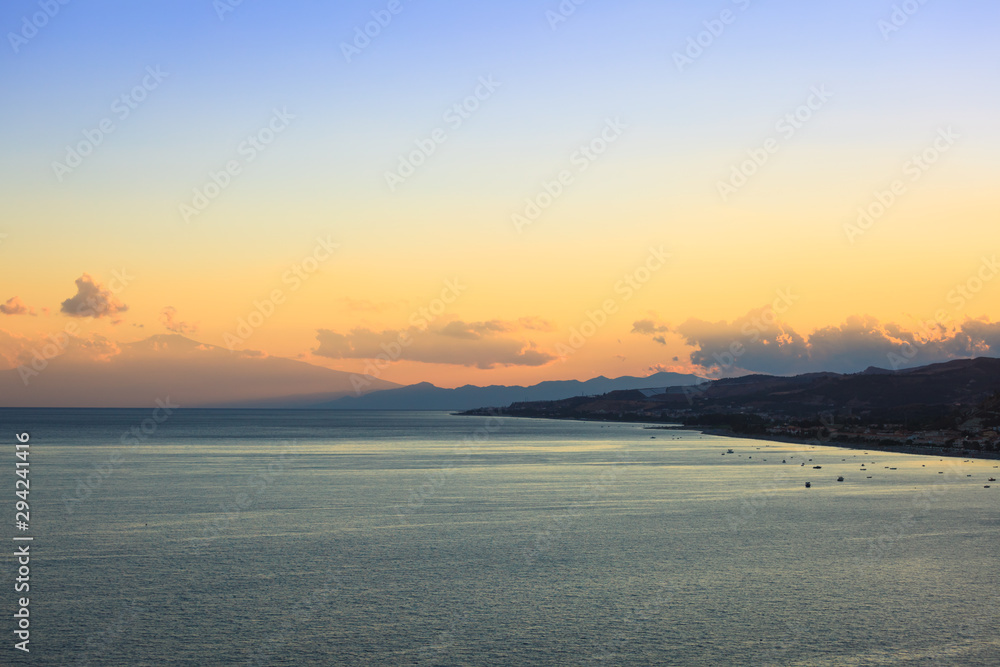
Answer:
1, 0, 999, 393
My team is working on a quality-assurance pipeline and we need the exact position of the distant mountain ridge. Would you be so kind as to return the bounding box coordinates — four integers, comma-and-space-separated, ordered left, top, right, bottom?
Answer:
314, 371, 705, 411
0, 334, 400, 408
470, 357, 1000, 423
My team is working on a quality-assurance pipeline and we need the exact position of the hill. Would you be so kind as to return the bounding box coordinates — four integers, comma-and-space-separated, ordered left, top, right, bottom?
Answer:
0, 334, 399, 408
314, 371, 705, 411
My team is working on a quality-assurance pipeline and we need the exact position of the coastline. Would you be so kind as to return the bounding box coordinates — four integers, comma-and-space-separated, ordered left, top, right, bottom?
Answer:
690, 426, 1000, 461
458, 411, 1000, 462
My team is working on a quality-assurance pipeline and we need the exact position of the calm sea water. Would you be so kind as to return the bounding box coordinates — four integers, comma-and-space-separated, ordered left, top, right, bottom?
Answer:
2, 409, 998, 666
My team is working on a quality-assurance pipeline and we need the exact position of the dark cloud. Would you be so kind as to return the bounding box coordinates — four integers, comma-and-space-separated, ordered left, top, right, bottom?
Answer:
631, 319, 669, 335
60, 274, 128, 320
0, 297, 35, 316
313, 321, 556, 369
673, 307, 809, 375
644, 307, 1000, 375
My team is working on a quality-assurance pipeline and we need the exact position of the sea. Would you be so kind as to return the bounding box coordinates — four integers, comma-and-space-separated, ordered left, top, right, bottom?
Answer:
2, 409, 998, 666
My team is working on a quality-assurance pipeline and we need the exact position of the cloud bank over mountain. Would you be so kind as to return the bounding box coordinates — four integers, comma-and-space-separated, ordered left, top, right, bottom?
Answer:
633, 311, 1000, 375
314, 319, 556, 369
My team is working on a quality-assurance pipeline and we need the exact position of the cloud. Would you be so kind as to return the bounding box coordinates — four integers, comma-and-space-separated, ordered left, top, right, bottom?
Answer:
518, 316, 556, 332
0, 329, 121, 370
438, 320, 514, 339
631, 319, 669, 335
639, 307, 1000, 376
313, 320, 557, 369
0, 297, 35, 316
0, 329, 33, 368
60, 274, 128, 320
160, 306, 198, 334
673, 307, 809, 375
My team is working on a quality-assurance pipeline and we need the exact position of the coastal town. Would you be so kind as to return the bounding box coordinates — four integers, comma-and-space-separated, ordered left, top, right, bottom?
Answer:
463, 358, 1000, 460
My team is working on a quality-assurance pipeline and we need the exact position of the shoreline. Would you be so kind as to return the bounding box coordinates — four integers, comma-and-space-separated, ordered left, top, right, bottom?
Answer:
690, 426, 1000, 461
458, 412, 1000, 462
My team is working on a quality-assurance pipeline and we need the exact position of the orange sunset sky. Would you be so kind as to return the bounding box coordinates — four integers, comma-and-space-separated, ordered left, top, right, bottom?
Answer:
2, 0, 999, 396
